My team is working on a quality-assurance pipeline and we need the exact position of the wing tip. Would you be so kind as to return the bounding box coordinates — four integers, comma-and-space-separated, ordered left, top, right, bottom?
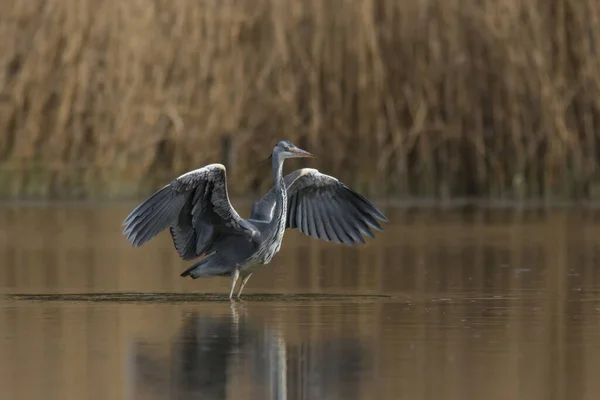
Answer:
341, 186, 389, 225
375, 210, 389, 223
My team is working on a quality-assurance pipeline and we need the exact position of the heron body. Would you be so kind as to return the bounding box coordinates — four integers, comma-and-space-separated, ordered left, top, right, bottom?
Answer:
122, 140, 388, 300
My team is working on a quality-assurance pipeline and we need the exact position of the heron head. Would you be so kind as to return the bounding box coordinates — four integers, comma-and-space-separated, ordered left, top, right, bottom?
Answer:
274, 140, 316, 160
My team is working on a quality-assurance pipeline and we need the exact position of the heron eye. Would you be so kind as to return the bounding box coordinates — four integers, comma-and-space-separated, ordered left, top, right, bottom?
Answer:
284, 146, 290, 151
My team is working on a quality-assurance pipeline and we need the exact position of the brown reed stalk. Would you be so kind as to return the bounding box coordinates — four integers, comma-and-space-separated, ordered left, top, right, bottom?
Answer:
1, 0, 600, 200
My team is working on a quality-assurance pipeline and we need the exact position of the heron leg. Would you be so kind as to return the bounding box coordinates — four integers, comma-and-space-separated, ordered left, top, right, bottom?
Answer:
236, 273, 253, 299
228, 269, 240, 301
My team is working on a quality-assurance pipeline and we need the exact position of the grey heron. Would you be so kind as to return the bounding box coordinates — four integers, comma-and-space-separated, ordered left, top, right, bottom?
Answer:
122, 140, 388, 300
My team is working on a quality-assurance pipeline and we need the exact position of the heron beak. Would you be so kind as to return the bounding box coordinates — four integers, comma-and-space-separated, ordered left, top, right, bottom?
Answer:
292, 148, 317, 159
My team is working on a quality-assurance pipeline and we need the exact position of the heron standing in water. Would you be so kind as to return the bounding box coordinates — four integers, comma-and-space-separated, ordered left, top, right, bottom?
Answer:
122, 140, 388, 300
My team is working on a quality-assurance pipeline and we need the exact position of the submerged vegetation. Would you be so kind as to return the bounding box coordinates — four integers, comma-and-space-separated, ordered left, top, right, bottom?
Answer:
1, 0, 600, 200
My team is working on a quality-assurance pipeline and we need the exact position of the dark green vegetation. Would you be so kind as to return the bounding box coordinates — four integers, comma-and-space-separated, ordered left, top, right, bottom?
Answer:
1, 0, 600, 200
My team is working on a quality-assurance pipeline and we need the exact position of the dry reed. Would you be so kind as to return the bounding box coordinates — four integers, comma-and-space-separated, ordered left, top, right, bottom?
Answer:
1, 0, 600, 200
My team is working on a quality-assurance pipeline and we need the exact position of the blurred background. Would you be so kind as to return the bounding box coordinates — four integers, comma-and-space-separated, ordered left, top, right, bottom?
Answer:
1, 1, 600, 399
2, 0, 600, 200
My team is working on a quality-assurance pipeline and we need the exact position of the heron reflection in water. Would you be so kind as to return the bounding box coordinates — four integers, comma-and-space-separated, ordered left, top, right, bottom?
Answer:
122, 140, 388, 299
130, 305, 367, 400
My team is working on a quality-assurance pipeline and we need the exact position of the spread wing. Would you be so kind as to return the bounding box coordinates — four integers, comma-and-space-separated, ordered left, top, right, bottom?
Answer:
122, 163, 258, 260
251, 168, 388, 245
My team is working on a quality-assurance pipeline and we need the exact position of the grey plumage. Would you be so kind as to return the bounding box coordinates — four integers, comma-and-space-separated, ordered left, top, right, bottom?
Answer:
122, 140, 388, 300
251, 168, 387, 246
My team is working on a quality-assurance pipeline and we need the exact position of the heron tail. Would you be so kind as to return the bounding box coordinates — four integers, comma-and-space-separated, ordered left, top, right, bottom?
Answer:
180, 252, 231, 279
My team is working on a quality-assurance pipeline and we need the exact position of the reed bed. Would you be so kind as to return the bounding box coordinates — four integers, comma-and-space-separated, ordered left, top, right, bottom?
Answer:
1, 0, 600, 200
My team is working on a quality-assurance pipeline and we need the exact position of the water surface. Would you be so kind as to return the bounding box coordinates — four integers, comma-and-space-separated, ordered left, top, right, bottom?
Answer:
1, 204, 600, 400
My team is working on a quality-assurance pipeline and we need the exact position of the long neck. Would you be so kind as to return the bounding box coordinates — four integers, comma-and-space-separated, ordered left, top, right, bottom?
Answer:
272, 154, 285, 196
270, 154, 287, 225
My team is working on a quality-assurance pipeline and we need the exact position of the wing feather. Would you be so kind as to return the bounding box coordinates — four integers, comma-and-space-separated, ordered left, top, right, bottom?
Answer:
330, 196, 365, 244
339, 189, 382, 231
123, 163, 258, 260
305, 199, 318, 237
316, 202, 335, 241
251, 168, 387, 245
312, 201, 329, 240
300, 195, 310, 234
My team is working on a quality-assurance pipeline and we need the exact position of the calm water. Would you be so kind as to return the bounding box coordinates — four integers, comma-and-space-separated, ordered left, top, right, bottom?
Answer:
1, 203, 600, 400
